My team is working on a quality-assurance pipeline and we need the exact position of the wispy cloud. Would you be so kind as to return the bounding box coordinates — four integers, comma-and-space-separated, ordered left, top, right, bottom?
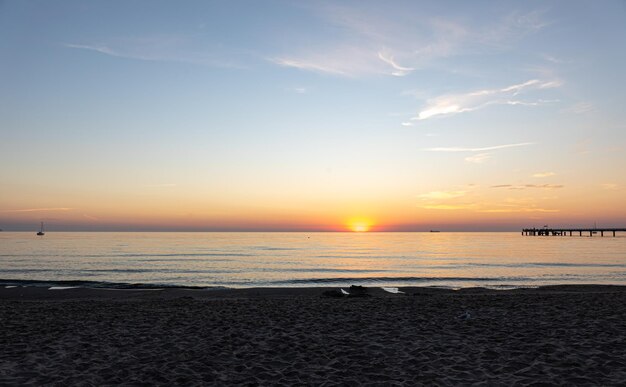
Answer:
2, 207, 73, 213
491, 184, 563, 190
272, 5, 548, 77
418, 180, 561, 212
474, 196, 560, 213
377, 51, 414, 76
64, 36, 245, 68
65, 43, 124, 57
532, 172, 556, 178
542, 54, 566, 64
424, 142, 533, 152
142, 183, 177, 188
418, 188, 559, 213
417, 187, 481, 212
478, 207, 559, 213
601, 183, 618, 190
271, 57, 352, 76
414, 80, 561, 121
419, 191, 466, 200
562, 102, 596, 115
465, 153, 492, 164
422, 204, 475, 210
422, 202, 559, 213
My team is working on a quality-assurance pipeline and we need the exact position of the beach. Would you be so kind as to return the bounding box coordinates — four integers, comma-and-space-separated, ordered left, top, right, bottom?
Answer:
1, 285, 625, 385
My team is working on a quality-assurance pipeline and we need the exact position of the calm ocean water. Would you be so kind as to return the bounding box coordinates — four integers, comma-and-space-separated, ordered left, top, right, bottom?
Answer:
1, 232, 625, 289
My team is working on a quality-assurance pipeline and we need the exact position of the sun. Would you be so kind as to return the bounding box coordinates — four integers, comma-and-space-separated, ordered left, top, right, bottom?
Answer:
352, 223, 369, 232
347, 218, 373, 232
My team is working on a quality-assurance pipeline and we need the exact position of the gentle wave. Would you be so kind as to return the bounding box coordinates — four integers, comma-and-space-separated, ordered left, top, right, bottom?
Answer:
466, 262, 626, 268
135, 258, 234, 262
0, 267, 392, 274
267, 273, 626, 286
0, 277, 527, 289
0, 279, 218, 289
2, 272, 625, 289
251, 246, 301, 251
0, 253, 253, 258
277, 276, 532, 284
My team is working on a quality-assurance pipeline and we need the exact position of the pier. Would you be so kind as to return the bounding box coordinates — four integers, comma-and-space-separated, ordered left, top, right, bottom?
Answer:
522, 228, 626, 237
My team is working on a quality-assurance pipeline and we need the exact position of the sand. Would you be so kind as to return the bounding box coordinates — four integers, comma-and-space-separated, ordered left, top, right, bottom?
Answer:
1, 285, 626, 385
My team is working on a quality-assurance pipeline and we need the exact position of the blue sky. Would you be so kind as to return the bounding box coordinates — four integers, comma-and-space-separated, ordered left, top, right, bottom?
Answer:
1, 0, 625, 231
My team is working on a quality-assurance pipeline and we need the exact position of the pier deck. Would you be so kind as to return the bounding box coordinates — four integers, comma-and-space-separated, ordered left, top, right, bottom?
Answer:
522, 228, 626, 237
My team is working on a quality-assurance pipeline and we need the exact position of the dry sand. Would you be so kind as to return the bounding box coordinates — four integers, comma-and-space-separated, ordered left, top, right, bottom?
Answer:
1, 285, 625, 385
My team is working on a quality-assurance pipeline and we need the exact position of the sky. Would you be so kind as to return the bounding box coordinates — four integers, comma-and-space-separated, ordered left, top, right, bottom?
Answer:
1, 0, 625, 231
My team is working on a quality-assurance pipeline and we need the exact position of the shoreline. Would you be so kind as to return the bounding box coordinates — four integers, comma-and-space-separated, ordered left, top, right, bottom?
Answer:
2, 283, 626, 301
4, 277, 626, 292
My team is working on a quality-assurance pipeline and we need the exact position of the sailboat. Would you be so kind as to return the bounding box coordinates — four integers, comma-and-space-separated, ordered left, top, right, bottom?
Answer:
37, 222, 45, 236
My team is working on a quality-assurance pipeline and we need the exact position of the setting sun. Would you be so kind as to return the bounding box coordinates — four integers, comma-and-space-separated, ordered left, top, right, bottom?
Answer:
347, 218, 373, 232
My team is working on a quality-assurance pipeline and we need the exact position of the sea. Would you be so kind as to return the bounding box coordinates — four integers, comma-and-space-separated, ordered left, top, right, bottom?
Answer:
1, 232, 625, 289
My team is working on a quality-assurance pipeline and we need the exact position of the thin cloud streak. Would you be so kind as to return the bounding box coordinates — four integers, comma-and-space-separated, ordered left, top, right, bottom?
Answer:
532, 172, 556, 178
465, 153, 492, 163
491, 184, 564, 190
2, 208, 74, 213
478, 208, 559, 213
142, 183, 177, 188
562, 102, 596, 114
64, 38, 244, 68
271, 57, 350, 76
423, 204, 475, 210
65, 43, 123, 57
377, 52, 414, 76
419, 190, 466, 200
414, 80, 561, 121
424, 142, 533, 152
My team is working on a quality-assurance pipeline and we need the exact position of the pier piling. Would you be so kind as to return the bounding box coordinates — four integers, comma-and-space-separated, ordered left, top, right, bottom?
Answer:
521, 228, 625, 237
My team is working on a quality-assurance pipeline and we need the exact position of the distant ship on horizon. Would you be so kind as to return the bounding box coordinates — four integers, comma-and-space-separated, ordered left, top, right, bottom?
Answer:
37, 222, 45, 236
429, 230, 441, 233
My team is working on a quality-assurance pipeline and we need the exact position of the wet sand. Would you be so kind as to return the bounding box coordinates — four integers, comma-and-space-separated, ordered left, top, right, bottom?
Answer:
1, 285, 626, 385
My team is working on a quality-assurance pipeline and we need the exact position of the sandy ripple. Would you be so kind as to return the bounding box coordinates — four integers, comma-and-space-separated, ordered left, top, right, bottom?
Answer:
1, 287, 626, 385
